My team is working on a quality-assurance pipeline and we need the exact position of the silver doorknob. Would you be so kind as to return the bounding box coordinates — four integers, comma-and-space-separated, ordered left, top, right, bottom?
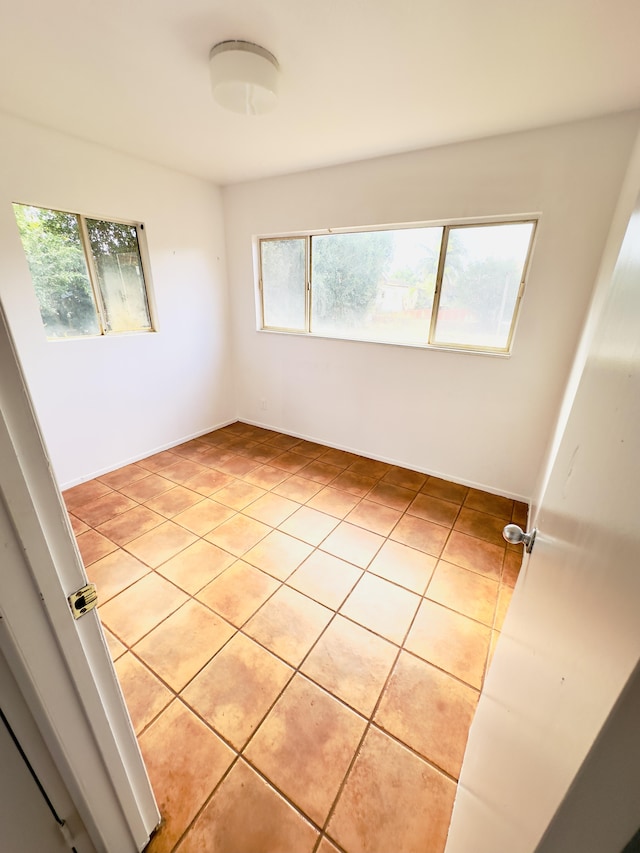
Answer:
503, 523, 537, 553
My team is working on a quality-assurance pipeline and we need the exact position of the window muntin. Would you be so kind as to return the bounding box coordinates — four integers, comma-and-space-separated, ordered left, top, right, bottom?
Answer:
13, 203, 153, 340
258, 218, 536, 354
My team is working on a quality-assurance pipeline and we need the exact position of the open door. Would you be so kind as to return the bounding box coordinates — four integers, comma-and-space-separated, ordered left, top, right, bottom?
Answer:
445, 141, 640, 852
0, 302, 160, 852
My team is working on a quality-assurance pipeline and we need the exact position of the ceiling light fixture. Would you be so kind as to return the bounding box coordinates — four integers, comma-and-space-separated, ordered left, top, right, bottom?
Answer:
209, 40, 279, 116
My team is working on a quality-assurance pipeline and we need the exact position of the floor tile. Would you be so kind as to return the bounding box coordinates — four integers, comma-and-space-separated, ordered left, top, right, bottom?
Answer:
494, 585, 514, 631
272, 474, 324, 502
512, 500, 529, 526
137, 450, 182, 474
428, 557, 498, 623
72, 491, 137, 527
307, 486, 360, 519
197, 560, 279, 627
420, 476, 468, 504
243, 586, 333, 666
317, 448, 358, 469
265, 433, 302, 451
330, 470, 376, 498
454, 506, 508, 547
63, 479, 112, 511
85, 548, 150, 603
301, 615, 397, 716
279, 506, 339, 546
317, 838, 341, 853
139, 700, 234, 853
175, 760, 318, 853
298, 459, 342, 485
245, 675, 366, 826
99, 572, 188, 646
182, 632, 293, 749
327, 726, 455, 853
390, 515, 449, 557
172, 498, 235, 536
160, 458, 211, 487
366, 480, 415, 512
204, 514, 271, 557
287, 550, 363, 609
405, 599, 491, 689
347, 457, 391, 480
117, 474, 174, 503
441, 530, 504, 580
102, 626, 126, 661
382, 466, 427, 491
114, 653, 172, 734
340, 573, 420, 645
213, 479, 266, 511
180, 468, 235, 497
134, 600, 234, 691
243, 529, 314, 581
407, 493, 460, 527
375, 652, 478, 779
293, 439, 326, 459
68, 514, 89, 536
464, 488, 513, 519
124, 520, 197, 568
243, 492, 300, 526
367, 539, 436, 595
320, 521, 384, 569
76, 529, 118, 566
345, 499, 402, 536
242, 464, 290, 490
144, 485, 203, 518
97, 463, 149, 490
156, 539, 235, 595
502, 549, 523, 587
242, 443, 281, 464
95, 505, 165, 546
270, 450, 309, 474
216, 453, 262, 477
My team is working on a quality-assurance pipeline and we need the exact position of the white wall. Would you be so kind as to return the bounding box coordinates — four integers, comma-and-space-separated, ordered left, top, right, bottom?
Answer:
223, 112, 639, 500
0, 112, 234, 488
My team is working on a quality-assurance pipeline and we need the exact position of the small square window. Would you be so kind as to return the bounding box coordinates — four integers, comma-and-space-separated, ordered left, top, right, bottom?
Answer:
13, 203, 153, 340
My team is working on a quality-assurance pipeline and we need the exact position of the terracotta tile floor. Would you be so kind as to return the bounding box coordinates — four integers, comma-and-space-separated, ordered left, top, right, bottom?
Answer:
64, 422, 525, 853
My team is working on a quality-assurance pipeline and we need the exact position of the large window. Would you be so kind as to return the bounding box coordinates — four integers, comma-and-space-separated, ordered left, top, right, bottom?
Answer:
13, 204, 153, 340
258, 219, 536, 353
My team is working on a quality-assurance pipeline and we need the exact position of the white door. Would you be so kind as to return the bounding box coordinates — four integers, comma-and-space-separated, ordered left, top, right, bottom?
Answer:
445, 158, 640, 850
0, 304, 160, 852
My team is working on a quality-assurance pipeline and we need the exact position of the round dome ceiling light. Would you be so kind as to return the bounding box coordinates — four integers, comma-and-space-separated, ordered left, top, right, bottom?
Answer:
209, 40, 280, 116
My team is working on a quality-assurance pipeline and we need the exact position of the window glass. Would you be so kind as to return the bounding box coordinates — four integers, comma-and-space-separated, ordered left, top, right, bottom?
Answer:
258, 218, 536, 354
13, 204, 153, 340
13, 205, 100, 338
311, 228, 442, 344
261, 238, 306, 330
433, 222, 534, 350
86, 219, 151, 333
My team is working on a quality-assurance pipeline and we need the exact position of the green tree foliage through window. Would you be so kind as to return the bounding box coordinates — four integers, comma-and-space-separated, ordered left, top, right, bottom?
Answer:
13, 204, 152, 339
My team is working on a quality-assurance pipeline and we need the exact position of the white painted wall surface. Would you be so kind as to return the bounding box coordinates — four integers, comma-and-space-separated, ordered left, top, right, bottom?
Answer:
223, 113, 639, 500
0, 113, 234, 488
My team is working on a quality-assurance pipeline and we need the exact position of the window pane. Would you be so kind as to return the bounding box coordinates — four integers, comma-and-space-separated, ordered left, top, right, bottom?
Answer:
85, 219, 152, 333
434, 222, 534, 350
13, 204, 100, 339
261, 238, 306, 330
311, 228, 442, 344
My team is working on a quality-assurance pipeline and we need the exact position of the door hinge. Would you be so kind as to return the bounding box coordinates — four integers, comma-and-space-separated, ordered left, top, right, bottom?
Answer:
68, 583, 98, 619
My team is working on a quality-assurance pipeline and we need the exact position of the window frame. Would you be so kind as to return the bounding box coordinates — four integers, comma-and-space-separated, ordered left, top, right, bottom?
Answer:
257, 216, 538, 355
13, 202, 156, 340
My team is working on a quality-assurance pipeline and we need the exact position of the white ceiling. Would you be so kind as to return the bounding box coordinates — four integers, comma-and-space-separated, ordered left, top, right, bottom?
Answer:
1, 0, 640, 185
